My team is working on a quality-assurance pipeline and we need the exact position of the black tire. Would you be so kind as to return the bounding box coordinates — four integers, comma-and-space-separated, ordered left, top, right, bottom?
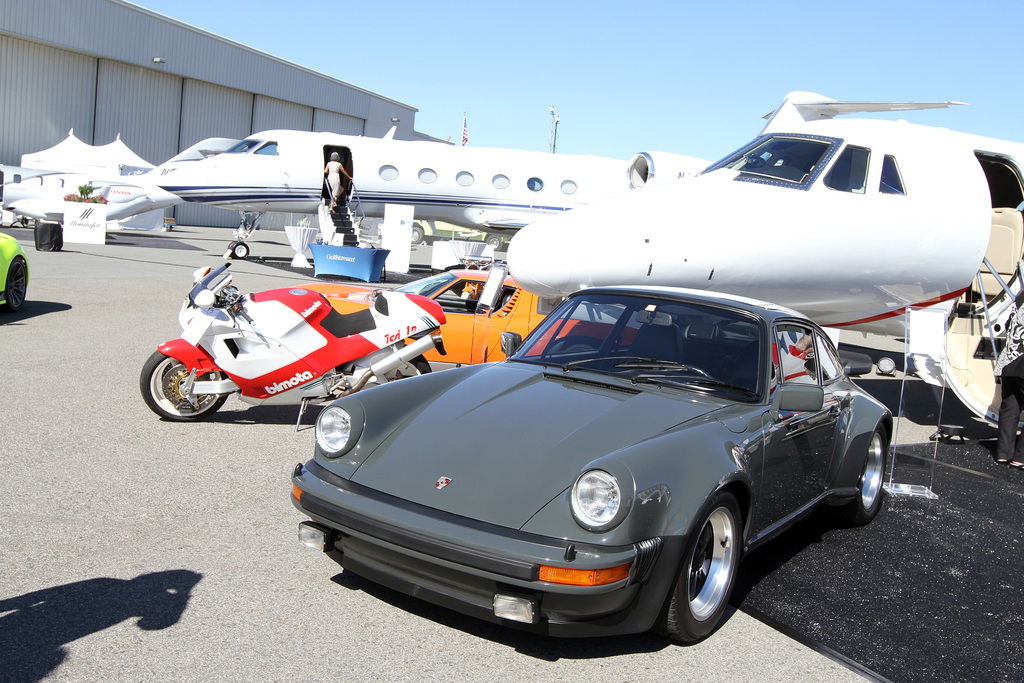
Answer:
232, 242, 250, 260
2, 256, 28, 312
140, 351, 228, 421
838, 427, 888, 526
658, 490, 742, 642
485, 234, 503, 249
410, 225, 425, 245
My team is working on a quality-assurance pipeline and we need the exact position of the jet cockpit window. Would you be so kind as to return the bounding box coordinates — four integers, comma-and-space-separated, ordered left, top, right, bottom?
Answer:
225, 139, 262, 154
253, 142, 278, 156
824, 145, 870, 194
709, 134, 839, 190
880, 155, 906, 195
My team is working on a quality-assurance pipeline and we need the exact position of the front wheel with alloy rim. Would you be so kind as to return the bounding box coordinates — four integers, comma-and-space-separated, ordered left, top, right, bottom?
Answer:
2, 256, 27, 311
140, 351, 229, 421
657, 490, 742, 642
838, 426, 888, 526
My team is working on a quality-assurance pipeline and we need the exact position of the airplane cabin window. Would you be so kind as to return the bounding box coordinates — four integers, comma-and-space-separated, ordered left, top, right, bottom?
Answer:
254, 142, 278, 156
880, 155, 906, 195
492, 174, 510, 189
418, 168, 437, 184
225, 139, 262, 154
527, 177, 544, 192
379, 165, 399, 181
456, 171, 474, 187
721, 135, 834, 187
824, 145, 870, 194
560, 180, 578, 195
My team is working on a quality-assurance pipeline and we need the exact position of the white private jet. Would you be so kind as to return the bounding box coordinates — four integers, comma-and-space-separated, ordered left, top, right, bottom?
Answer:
508, 91, 1024, 425
2, 137, 239, 227
152, 128, 708, 257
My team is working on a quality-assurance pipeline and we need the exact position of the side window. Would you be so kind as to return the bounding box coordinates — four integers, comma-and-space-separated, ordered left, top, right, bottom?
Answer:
824, 145, 870, 193
880, 155, 906, 195
254, 142, 278, 156
814, 333, 843, 383
434, 280, 483, 314
775, 324, 817, 385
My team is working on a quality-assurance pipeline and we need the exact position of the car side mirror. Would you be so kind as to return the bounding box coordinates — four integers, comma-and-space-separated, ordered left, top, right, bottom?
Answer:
770, 384, 824, 421
500, 331, 522, 357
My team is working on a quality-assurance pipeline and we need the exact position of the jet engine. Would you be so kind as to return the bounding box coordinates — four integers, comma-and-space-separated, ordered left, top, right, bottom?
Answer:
627, 152, 709, 189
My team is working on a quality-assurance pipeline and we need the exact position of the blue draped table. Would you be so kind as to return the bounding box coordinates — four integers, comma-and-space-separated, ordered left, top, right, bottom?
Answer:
309, 245, 390, 282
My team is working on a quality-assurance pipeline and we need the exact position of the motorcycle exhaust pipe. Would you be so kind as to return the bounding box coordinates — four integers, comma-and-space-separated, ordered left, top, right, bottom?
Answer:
350, 333, 441, 393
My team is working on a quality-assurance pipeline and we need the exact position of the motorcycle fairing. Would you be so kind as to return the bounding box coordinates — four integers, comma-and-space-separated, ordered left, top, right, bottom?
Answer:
158, 338, 220, 373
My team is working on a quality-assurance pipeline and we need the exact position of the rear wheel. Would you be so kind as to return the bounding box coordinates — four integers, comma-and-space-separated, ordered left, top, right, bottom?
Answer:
658, 490, 741, 642
382, 355, 431, 381
140, 351, 228, 421
839, 427, 887, 525
2, 256, 27, 312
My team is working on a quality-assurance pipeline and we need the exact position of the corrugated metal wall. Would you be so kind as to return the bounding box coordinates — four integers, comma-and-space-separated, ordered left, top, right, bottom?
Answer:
0, 34, 96, 164
314, 110, 365, 136
252, 95, 314, 133
0, 0, 419, 227
94, 60, 180, 166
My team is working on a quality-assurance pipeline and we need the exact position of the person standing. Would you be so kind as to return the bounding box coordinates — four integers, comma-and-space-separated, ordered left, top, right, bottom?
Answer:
324, 152, 350, 211
994, 287, 1024, 465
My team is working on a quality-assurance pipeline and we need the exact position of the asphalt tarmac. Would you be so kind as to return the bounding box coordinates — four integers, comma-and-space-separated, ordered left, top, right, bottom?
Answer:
0, 224, 1017, 682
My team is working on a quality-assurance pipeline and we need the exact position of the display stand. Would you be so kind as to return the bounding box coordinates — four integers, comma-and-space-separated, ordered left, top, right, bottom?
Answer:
885, 307, 947, 500
309, 244, 390, 282
62, 203, 106, 245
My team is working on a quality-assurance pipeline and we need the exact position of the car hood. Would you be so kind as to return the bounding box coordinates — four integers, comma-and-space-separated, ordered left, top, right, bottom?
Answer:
349, 363, 728, 529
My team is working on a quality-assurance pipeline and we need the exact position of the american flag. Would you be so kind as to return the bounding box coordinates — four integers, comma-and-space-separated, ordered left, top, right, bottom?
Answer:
461, 112, 468, 146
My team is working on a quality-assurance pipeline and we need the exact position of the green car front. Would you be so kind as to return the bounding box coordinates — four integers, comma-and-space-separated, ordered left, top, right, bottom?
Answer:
0, 233, 29, 312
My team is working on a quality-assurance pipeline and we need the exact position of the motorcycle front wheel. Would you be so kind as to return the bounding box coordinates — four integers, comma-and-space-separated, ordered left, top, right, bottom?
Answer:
140, 351, 229, 421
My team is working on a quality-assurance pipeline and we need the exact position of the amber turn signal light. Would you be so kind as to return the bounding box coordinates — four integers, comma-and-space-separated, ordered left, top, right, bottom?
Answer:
538, 562, 631, 586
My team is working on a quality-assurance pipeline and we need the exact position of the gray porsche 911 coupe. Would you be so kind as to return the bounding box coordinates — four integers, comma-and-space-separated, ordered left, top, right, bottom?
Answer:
291, 284, 891, 641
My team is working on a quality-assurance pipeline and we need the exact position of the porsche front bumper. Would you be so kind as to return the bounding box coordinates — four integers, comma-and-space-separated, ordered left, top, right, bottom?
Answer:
291, 460, 682, 637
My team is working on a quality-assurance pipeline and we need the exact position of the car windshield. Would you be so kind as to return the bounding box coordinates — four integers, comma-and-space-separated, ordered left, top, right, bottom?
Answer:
394, 271, 458, 297
511, 293, 763, 399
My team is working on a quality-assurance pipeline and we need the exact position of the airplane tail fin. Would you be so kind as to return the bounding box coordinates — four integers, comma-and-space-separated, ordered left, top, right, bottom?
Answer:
759, 91, 967, 134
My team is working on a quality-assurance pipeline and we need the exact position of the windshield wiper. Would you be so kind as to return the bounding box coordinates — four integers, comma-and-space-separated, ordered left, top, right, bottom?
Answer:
560, 355, 648, 372
615, 359, 689, 369
630, 374, 759, 398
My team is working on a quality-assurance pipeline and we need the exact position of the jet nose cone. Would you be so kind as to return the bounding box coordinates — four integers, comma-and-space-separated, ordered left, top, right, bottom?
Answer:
507, 217, 577, 297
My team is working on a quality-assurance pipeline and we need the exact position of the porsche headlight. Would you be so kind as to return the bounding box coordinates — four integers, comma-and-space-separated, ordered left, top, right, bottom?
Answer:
316, 406, 353, 456
571, 470, 621, 530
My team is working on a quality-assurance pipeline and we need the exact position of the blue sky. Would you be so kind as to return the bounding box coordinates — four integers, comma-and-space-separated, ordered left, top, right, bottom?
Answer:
132, 0, 1024, 163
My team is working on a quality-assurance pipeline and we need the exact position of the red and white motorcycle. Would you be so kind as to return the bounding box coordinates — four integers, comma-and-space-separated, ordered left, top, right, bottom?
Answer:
140, 264, 445, 424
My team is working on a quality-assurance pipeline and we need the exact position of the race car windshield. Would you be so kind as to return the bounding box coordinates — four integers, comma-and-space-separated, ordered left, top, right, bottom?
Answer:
395, 272, 458, 297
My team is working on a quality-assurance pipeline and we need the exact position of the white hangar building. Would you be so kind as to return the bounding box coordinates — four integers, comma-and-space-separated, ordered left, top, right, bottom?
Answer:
0, 0, 428, 228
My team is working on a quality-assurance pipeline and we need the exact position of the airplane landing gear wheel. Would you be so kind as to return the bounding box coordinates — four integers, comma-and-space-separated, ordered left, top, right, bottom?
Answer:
226, 241, 250, 260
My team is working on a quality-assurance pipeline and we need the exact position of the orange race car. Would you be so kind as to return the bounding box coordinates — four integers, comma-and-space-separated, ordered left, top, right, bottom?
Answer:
307, 267, 558, 367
